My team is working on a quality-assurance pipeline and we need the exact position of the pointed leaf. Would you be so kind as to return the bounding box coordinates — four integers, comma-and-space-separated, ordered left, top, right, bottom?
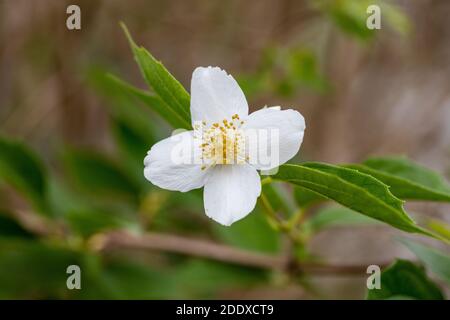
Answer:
346, 157, 450, 202
101, 73, 189, 129
399, 238, 450, 285
62, 149, 139, 203
273, 163, 432, 236
366, 259, 444, 300
121, 23, 191, 129
0, 137, 50, 215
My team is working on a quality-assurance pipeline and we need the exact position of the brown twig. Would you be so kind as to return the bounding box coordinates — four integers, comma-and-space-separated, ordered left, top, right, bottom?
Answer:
93, 230, 390, 276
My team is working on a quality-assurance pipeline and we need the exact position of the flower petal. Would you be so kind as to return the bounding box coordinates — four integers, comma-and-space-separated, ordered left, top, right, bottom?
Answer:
242, 107, 305, 170
144, 131, 209, 192
190, 66, 248, 125
203, 164, 261, 226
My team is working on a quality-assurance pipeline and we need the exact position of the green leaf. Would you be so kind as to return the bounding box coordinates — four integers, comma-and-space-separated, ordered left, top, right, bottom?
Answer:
302, 206, 379, 234
121, 23, 191, 129
87, 68, 161, 141
0, 211, 35, 239
170, 260, 265, 299
425, 218, 450, 241
315, 0, 376, 40
62, 148, 139, 203
293, 186, 327, 209
381, 2, 411, 36
0, 240, 82, 298
65, 209, 137, 238
262, 182, 293, 216
366, 259, 444, 300
288, 49, 329, 93
0, 137, 50, 215
212, 207, 280, 253
83, 258, 174, 299
399, 238, 450, 285
273, 163, 432, 236
346, 157, 450, 202
0, 237, 181, 299
111, 116, 152, 168
98, 72, 189, 129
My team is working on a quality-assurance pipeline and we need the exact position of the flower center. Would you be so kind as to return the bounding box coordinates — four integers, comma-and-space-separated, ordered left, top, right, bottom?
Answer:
194, 114, 247, 169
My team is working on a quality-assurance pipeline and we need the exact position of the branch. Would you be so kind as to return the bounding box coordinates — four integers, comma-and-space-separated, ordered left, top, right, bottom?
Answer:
93, 230, 390, 275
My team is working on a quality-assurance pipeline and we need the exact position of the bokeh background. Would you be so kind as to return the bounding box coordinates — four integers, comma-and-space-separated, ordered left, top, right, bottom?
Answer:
0, 0, 449, 299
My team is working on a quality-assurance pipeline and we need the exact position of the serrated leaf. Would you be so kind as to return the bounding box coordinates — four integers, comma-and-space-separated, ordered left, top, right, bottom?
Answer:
121, 23, 191, 129
399, 238, 450, 285
366, 259, 444, 300
273, 163, 432, 236
346, 157, 450, 202
0, 137, 50, 215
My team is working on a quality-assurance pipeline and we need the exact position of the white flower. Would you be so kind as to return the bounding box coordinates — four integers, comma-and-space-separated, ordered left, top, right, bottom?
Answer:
144, 66, 305, 226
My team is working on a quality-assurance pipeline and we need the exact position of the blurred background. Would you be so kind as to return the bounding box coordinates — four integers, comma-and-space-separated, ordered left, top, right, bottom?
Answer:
0, 0, 449, 299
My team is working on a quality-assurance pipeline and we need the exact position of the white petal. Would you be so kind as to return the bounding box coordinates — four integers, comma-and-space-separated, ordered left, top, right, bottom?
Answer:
144, 131, 209, 192
242, 107, 305, 170
203, 165, 261, 226
190, 66, 248, 125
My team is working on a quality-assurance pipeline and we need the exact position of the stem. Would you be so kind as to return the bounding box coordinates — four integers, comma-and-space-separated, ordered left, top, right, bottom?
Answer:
259, 192, 286, 230
93, 230, 390, 275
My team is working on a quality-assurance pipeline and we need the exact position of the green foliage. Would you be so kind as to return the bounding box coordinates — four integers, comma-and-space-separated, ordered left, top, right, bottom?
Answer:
347, 157, 450, 202
315, 0, 377, 40
238, 47, 328, 99
366, 260, 444, 300
0, 240, 82, 298
399, 239, 450, 285
0, 211, 35, 239
0, 239, 172, 299
92, 71, 188, 130
1, 22, 449, 300
213, 208, 280, 254
274, 163, 431, 236
293, 186, 327, 209
262, 182, 293, 217
313, 0, 410, 41
111, 116, 152, 171
78, 257, 174, 299
62, 148, 140, 204
302, 206, 379, 235
169, 260, 265, 299
425, 218, 450, 241
65, 209, 137, 238
0, 137, 51, 215
121, 23, 191, 129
